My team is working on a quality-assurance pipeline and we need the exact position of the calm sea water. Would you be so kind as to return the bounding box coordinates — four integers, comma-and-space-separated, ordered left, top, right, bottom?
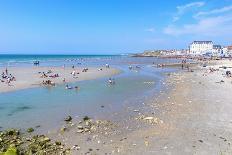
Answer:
0, 54, 179, 132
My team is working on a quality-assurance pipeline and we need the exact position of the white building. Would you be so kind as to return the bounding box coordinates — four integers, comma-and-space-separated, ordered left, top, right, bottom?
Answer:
227, 46, 232, 57
212, 45, 222, 57
189, 41, 213, 55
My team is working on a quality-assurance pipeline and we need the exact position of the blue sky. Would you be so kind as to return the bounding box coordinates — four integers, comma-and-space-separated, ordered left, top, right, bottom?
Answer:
0, 0, 231, 54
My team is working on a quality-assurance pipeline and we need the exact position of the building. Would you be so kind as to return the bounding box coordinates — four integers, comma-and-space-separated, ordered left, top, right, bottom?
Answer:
212, 45, 222, 57
227, 46, 232, 57
189, 41, 213, 55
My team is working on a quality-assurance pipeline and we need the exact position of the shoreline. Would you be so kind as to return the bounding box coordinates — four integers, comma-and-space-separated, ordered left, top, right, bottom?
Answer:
53, 59, 232, 154
116, 59, 232, 154
0, 66, 121, 93
2, 59, 232, 154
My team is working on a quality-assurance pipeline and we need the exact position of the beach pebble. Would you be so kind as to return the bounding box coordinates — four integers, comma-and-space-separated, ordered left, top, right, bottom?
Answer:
77, 126, 83, 129
77, 129, 84, 133
144, 117, 154, 120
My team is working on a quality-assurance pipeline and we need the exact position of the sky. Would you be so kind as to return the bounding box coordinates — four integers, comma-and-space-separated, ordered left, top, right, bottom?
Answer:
0, 0, 231, 54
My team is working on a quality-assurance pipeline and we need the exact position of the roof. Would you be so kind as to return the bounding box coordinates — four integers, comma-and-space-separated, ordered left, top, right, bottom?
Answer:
228, 46, 232, 50
213, 45, 222, 49
192, 41, 213, 44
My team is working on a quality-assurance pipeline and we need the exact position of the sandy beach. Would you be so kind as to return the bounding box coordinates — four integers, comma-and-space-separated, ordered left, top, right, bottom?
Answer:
2, 59, 232, 155
106, 59, 232, 155
0, 66, 120, 93
43, 59, 232, 155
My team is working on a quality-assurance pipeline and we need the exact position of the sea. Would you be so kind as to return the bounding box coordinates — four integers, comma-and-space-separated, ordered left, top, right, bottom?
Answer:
0, 54, 180, 133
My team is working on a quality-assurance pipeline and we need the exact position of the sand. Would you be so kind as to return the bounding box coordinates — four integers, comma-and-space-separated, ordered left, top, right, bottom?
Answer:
48, 59, 232, 155
114, 59, 232, 154
2, 59, 232, 154
0, 66, 121, 93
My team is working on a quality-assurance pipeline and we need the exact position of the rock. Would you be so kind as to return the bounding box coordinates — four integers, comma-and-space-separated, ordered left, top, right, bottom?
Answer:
55, 141, 61, 145
144, 117, 154, 120
6, 129, 19, 136
43, 137, 50, 142
3, 146, 18, 155
60, 127, 67, 132
64, 116, 72, 122
77, 129, 84, 133
35, 125, 41, 128
83, 116, 90, 121
198, 140, 203, 143
77, 126, 83, 129
27, 128, 34, 133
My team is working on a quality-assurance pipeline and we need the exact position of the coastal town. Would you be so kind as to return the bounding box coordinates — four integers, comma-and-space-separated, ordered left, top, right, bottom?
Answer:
1, 0, 232, 154
135, 41, 232, 58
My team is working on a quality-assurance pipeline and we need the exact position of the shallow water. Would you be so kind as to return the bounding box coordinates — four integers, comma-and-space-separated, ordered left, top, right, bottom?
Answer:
0, 55, 179, 132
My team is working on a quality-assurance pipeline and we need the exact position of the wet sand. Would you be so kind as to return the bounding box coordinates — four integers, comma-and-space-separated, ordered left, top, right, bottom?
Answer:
45, 59, 232, 155
0, 66, 120, 93
116, 59, 232, 155
2, 59, 232, 154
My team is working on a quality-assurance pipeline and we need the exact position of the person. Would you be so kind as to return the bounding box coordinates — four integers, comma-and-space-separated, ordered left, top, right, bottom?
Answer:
7, 77, 11, 86
65, 84, 73, 89
108, 78, 112, 84
5, 68, 8, 75
108, 78, 115, 85
106, 64, 110, 68
65, 84, 69, 89
72, 70, 76, 76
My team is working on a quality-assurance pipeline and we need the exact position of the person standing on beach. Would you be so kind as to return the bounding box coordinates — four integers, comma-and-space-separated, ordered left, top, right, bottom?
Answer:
5, 68, 8, 75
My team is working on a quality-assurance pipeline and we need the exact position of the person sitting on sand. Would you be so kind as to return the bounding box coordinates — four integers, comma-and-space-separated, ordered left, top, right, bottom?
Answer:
82, 68, 88, 72
41, 72, 48, 78
7, 77, 11, 86
1, 72, 7, 79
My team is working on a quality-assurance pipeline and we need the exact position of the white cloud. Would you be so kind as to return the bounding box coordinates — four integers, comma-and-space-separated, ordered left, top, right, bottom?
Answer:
173, 1, 205, 22
164, 14, 232, 36
194, 5, 232, 18
145, 28, 155, 33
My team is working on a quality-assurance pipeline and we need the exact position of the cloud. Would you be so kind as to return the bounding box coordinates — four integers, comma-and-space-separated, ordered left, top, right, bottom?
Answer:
173, 1, 205, 22
145, 28, 155, 33
194, 5, 232, 18
164, 14, 232, 36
